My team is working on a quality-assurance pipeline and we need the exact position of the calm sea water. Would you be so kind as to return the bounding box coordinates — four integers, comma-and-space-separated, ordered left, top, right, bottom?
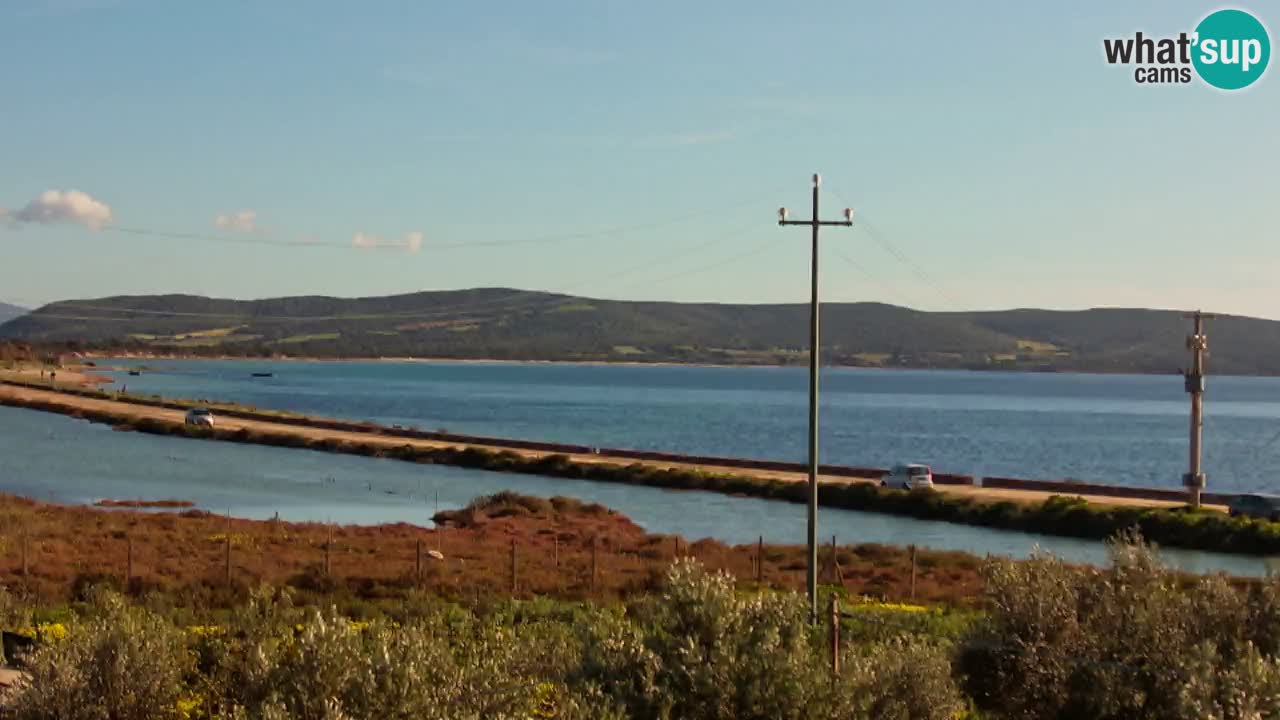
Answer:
0, 405, 1274, 576
100, 359, 1280, 493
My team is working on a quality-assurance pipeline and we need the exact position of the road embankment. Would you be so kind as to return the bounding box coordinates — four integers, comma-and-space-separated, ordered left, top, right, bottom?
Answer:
2, 378, 1275, 556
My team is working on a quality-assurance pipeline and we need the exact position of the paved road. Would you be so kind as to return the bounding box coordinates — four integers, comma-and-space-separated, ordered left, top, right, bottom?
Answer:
0, 380, 1224, 512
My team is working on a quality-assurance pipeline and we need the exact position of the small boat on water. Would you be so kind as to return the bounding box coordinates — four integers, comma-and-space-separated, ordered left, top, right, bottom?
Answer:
127, 370, 141, 376
251, 372, 273, 378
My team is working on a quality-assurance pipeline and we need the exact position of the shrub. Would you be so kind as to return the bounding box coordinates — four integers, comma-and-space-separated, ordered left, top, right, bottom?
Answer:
959, 532, 1280, 720
573, 559, 964, 720
6, 591, 191, 720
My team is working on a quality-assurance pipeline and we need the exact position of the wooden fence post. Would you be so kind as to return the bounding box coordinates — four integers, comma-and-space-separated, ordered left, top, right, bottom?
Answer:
829, 594, 840, 677
909, 544, 917, 601
673, 536, 680, 559
415, 538, 422, 587
510, 539, 518, 593
553, 536, 559, 568
225, 533, 232, 586
591, 536, 598, 593
324, 525, 332, 577
20, 532, 28, 577
127, 536, 134, 582
747, 532, 757, 584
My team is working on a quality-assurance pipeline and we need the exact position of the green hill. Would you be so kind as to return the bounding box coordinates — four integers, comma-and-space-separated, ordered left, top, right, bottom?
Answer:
2, 289, 1276, 374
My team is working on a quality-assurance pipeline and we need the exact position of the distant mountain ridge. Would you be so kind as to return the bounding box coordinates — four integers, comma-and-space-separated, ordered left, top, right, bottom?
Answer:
3, 288, 1278, 375
0, 302, 26, 324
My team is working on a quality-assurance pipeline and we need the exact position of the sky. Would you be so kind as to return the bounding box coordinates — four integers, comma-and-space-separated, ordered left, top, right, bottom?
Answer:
1, 0, 1277, 317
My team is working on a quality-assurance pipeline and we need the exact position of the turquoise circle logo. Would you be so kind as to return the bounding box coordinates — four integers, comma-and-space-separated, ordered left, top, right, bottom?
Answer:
1192, 9, 1270, 90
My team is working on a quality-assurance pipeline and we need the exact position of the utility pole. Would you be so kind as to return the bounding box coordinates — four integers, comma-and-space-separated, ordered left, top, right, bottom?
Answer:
779, 173, 854, 622
1183, 310, 1215, 507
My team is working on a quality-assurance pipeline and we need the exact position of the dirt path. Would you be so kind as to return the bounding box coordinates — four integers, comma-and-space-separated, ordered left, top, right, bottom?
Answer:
0, 381, 1224, 512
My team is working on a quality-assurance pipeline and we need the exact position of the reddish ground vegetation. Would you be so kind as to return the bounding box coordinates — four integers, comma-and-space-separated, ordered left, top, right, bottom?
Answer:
0, 492, 985, 609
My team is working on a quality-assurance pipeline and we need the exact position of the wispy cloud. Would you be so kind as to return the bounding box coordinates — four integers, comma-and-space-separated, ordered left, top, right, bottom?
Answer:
353, 231, 424, 253
214, 210, 258, 234
1, 189, 113, 231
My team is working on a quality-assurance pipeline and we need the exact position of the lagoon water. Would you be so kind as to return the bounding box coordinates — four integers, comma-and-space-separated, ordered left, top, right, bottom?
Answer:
98, 359, 1280, 493
0, 405, 1275, 576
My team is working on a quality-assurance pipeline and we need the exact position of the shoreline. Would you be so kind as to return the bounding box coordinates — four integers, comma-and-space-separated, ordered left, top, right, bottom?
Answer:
74, 352, 1211, 377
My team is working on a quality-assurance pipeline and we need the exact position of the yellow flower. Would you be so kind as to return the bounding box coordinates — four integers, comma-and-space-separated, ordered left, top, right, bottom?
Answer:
175, 695, 203, 719
183, 625, 225, 639
852, 597, 928, 613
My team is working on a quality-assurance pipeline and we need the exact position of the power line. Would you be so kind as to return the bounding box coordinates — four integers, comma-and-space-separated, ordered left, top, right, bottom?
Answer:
828, 246, 915, 309
21, 223, 769, 325
823, 187, 964, 310
617, 230, 778, 290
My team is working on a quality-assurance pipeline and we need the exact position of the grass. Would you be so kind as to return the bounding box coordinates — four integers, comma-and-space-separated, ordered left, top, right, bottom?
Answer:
273, 333, 340, 344
1016, 339, 1060, 354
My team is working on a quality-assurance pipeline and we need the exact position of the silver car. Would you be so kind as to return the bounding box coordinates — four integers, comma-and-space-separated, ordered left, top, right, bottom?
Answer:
184, 407, 215, 428
881, 463, 934, 490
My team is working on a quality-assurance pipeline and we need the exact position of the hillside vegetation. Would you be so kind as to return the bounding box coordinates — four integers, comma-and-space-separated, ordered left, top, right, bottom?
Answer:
3, 288, 1278, 374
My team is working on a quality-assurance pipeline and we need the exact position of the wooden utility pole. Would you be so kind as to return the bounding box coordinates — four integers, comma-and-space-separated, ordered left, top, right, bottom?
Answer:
1183, 311, 1215, 507
779, 174, 855, 622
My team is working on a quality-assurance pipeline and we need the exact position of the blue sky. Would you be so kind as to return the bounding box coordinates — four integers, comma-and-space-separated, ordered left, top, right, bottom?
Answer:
1, 1, 1276, 317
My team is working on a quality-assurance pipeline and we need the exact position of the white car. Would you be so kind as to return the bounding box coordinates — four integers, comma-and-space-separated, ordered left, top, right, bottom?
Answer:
881, 463, 934, 490
184, 408, 215, 427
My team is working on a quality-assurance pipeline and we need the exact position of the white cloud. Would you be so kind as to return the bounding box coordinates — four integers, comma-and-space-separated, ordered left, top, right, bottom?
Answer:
214, 210, 258, 233
1, 189, 113, 231
353, 230, 424, 253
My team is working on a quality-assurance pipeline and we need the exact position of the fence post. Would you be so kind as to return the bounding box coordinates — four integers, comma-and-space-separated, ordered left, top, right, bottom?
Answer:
829, 594, 840, 677
415, 538, 422, 587
127, 536, 134, 582
510, 539, 518, 593
674, 536, 680, 559
324, 525, 332, 577
225, 533, 232, 586
553, 536, 559, 568
20, 532, 28, 577
756, 535, 763, 583
909, 544, 917, 601
591, 536, 598, 593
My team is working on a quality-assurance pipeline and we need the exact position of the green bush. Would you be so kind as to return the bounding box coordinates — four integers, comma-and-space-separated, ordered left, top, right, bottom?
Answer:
6, 591, 191, 720
573, 559, 964, 720
959, 532, 1280, 719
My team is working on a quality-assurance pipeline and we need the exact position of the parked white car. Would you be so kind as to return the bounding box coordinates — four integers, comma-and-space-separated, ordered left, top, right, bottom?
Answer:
184, 407, 215, 427
881, 463, 934, 490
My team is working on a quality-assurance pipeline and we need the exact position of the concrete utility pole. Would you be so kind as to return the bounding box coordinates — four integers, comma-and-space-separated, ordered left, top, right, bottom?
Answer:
1183, 310, 1215, 507
778, 174, 854, 622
